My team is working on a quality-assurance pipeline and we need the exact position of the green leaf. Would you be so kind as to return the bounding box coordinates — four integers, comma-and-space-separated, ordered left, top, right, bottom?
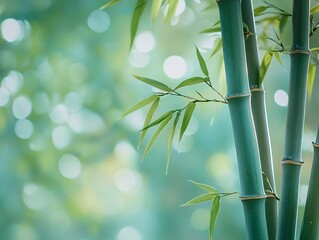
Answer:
200, 27, 221, 34
259, 51, 273, 84
141, 110, 175, 131
210, 38, 222, 58
130, 0, 147, 49
122, 95, 158, 118
100, 0, 122, 9
174, 77, 207, 90
273, 52, 283, 65
196, 47, 209, 77
151, 0, 162, 22
307, 64, 316, 99
142, 113, 173, 160
166, 112, 180, 174
179, 102, 196, 141
138, 97, 160, 148
279, 15, 288, 33
166, 0, 179, 23
180, 192, 215, 207
188, 180, 219, 194
254, 6, 268, 16
311, 4, 319, 14
209, 196, 221, 240
132, 74, 172, 92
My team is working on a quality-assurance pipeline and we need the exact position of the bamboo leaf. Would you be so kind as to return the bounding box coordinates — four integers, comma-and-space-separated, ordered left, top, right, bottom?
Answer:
307, 64, 316, 99
200, 27, 221, 34
180, 192, 215, 207
179, 102, 196, 141
209, 196, 221, 240
311, 4, 319, 14
279, 15, 288, 33
142, 113, 173, 160
122, 95, 158, 118
130, 0, 147, 49
151, 0, 163, 22
273, 52, 283, 65
166, 112, 180, 174
138, 97, 160, 148
166, 0, 179, 23
174, 77, 207, 90
141, 110, 175, 131
196, 47, 209, 76
259, 51, 273, 84
188, 180, 219, 194
254, 6, 268, 16
132, 74, 172, 92
100, 0, 122, 9
210, 39, 222, 58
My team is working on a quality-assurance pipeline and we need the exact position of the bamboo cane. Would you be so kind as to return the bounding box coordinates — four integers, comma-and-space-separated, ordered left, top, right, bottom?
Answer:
217, 0, 268, 239
241, 0, 277, 238
300, 128, 319, 239
277, 0, 310, 239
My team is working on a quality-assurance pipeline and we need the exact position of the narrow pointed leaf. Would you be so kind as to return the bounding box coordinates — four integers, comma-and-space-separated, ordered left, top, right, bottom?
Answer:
179, 102, 196, 141
311, 5, 319, 14
200, 27, 221, 34
188, 180, 219, 194
210, 39, 222, 58
122, 95, 158, 118
141, 110, 175, 131
151, 0, 162, 22
130, 0, 147, 49
279, 15, 288, 33
307, 64, 316, 99
166, 0, 179, 23
254, 6, 268, 16
142, 114, 173, 160
180, 193, 215, 207
175, 77, 207, 90
273, 52, 283, 65
259, 51, 273, 84
166, 112, 180, 174
100, 0, 122, 9
209, 196, 220, 240
138, 97, 160, 148
133, 74, 172, 92
196, 47, 209, 76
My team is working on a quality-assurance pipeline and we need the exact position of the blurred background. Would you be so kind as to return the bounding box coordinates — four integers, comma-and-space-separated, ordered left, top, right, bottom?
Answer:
0, 0, 318, 239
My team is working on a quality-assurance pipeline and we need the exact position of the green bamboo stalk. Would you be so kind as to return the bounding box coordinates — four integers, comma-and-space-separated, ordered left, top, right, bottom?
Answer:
277, 0, 310, 239
241, 0, 277, 238
217, 0, 268, 239
300, 128, 319, 239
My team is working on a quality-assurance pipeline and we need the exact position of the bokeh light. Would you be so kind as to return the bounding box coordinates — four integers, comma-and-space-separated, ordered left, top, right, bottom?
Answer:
274, 89, 289, 107
163, 55, 187, 79
58, 154, 81, 179
12, 96, 32, 119
87, 10, 110, 33
1, 18, 22, 42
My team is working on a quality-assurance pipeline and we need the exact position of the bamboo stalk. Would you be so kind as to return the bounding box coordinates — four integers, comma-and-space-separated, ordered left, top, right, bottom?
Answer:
300, 128, 319, 239
277, 0, 310, 239
217, 0, 268, 239
241, 0, 277, 238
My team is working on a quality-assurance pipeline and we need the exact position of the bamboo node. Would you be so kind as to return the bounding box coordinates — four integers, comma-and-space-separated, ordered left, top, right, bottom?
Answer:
250, 88, 263, 93
313, 142, 319, 148
281, 160, 304, 166
226, 93, 250, 100
289, 49, 311, 55
240, 195, 267, 201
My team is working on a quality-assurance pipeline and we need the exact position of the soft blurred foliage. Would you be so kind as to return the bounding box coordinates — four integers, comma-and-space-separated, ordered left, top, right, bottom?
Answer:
0, 0, 318, 239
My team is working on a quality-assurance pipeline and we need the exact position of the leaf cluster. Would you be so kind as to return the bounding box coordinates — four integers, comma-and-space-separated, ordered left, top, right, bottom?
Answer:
181, 180, 238, 240
122, 47, 226, 174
